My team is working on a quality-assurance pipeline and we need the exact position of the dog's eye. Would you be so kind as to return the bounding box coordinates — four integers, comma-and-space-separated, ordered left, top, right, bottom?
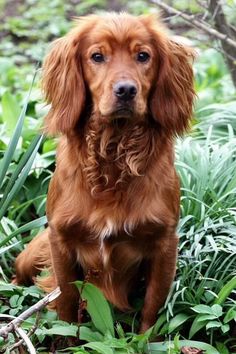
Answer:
136, 52, 150, 63
91, 53, 105, 63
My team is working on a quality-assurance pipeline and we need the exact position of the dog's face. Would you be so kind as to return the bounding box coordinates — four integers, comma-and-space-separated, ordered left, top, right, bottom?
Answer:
80, 15, 157, 121
42, 13, 195, 135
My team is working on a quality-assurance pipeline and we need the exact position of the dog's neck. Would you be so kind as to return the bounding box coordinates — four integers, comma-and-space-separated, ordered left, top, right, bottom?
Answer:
81, 115, 159, 197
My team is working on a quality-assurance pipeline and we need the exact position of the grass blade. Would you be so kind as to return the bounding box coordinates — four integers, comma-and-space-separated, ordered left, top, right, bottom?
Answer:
0, 134, 43, 212
0, 69, 37, 189
0, 135, 43, 219
214, 277, 236, 305
0, 216, 47, 247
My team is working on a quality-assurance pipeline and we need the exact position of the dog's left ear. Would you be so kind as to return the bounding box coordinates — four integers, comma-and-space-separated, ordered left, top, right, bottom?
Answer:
42, 32, 86, 135
146, 19, 196, 135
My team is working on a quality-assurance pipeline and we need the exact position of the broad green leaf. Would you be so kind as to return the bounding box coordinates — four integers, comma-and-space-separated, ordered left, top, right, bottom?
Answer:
106, 338, 128, 348
206, 321, 221, 330
75, 282, 114, 337
23, 285, 42, 298
0, 282, 19, 296
211, 304, 223, 317
214, 277, 236, 305
84, 342, 114, 354
35, 328, 46, 343
189, 314, 208, 338
221, 324, 230, 333
147, 340, 220, 354
9, 294, 20, 308
1, 91, 21, 134
198, 314, 218, 322
79, 326, 104, 342
223, 308, 236, 323
40, 325, 78, 337
191, 305, 213, 315
168, 313, 190, 333
152, 313, 167, 336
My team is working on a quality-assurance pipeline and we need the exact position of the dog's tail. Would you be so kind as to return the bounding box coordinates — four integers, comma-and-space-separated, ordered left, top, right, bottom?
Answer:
36, 268, 57, 310
14, 228, 57, 308
14, 228, 52, 281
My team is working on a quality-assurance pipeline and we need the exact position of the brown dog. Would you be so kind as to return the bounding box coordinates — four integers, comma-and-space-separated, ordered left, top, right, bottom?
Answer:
15, 13, 195, 333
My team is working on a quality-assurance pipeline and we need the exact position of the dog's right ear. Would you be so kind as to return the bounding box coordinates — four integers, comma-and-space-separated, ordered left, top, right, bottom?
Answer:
42, 33, 86, 135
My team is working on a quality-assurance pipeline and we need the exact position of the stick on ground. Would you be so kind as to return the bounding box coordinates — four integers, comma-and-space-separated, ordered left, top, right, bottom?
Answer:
0, 287, 61, 339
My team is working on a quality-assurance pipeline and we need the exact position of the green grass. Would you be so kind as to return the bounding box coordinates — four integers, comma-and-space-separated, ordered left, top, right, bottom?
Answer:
0, 0, 236, 353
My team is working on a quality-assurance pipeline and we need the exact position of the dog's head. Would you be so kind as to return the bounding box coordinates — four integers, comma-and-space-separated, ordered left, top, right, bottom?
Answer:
43, 13, 195, 135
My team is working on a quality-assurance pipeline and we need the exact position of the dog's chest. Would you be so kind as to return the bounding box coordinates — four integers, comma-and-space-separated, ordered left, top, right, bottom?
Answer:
76, 217, 137, 268
75, 213, 160, 273
96, 217, 134, 240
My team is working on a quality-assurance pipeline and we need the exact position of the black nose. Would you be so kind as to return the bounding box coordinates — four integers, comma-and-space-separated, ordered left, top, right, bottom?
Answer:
114, 81, 137, 101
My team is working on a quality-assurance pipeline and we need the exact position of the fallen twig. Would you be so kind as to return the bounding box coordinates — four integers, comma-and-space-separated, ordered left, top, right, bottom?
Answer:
0, 287, 61, 339
15, 326, 36, 354
8, 311, 41, 352
150, 0, 236, 50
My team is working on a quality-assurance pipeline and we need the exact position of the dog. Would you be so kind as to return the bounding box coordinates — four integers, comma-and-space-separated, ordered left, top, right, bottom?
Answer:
14, 12, 195, 333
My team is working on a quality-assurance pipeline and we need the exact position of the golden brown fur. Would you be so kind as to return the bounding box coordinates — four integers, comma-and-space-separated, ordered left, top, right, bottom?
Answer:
14, 13, 195, 332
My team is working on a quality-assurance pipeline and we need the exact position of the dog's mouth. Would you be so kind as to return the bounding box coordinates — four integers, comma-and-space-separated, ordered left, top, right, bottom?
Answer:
114, 106, 133, 116
111, 117, 130, 129
110, 107, 134, 128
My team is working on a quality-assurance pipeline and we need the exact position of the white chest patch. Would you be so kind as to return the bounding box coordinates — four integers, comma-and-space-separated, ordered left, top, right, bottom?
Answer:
99, 219, 135, 241
99, 218, 117, 241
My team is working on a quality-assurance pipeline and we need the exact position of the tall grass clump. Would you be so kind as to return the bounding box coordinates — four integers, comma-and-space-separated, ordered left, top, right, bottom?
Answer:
155, 119, 236, 351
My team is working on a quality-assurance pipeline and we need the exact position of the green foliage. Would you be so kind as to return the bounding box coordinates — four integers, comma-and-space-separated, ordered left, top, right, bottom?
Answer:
195, 49, 235, 109
148, 339, 220, 354
75, 282, 115, 337
190, 304, 230, 337
0, 282, 42, 317
0, 0, 236, 353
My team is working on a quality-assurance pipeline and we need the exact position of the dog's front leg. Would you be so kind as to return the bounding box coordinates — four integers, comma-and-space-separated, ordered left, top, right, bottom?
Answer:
49, 227, 80, 323
140, 232, 178, 333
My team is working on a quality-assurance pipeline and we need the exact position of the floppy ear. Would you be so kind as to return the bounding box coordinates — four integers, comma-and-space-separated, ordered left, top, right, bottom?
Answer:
150, 32, 195, 135
42, 34, 86, 135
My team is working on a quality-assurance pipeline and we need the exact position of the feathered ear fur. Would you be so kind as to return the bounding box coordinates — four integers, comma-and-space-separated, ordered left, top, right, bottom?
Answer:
42, 30, 86, 135
142, 16, 196, 135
